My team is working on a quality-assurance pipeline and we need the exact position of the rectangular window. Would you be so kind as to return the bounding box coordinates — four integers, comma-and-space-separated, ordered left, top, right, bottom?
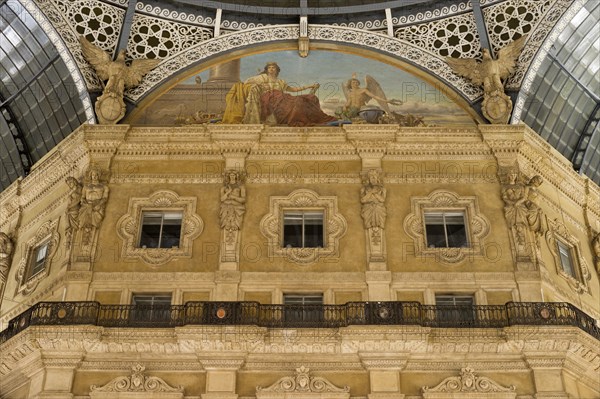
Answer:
424, 211, 468, 248
557, 240, 576, 278
435, 294, 475, 324
283, 211, 324, 248
28, 241, 49, 280
139, 211, 183, 248
283, 294, 324, 324
130, 294, 172, 324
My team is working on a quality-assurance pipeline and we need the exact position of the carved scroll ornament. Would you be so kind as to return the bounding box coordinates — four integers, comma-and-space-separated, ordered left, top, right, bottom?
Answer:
256, 366, 350, 398
422, 367, 516, 399
90, 364, 183, 397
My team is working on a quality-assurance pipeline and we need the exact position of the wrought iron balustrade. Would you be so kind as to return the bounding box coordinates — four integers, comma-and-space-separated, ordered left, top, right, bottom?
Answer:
1, 301, 598, 344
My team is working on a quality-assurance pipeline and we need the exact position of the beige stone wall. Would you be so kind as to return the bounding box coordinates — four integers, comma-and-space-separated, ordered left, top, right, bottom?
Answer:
1, 123, 599, 398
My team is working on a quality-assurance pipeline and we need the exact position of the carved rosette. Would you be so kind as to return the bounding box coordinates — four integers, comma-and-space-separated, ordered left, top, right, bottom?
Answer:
260, 189, 347, 264
90, 363, 183, 394
403, 190, 490, 263
422, 367, 516, 398
15, 220, 60, 296
256, 366, 350, 398
116, 190, 203, 265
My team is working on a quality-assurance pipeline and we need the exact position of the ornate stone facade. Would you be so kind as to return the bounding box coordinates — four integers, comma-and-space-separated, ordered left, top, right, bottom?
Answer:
0, 123, 597, 399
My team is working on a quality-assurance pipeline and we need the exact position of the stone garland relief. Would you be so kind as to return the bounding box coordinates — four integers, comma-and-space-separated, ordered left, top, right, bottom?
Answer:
116, 190, 204, 265
260, 189, 347, 264
360, 168, 387, 263
219, 170, 246, 263
403, 189, 490, 263
500, 166, 547, 271
422, 366, 516, 398
256, 366, 350, 398
15, 219, 60, 296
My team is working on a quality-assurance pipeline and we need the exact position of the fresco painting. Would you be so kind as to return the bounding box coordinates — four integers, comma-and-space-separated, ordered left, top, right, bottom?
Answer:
135, 50, 475, 126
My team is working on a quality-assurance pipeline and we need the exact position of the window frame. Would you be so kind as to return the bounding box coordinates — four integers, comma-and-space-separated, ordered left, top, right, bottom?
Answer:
434, 294, 476, 324
130, 293, 173, 325
137, 210, 184, 249
546, 219, 591, 294
423, 210, 469, 248
556, 239, 577, 279
403, 190, 490, 263
260, 189, 347, 264
26, 240, 50, 281
15, 219, 59, 296
117, 190, 204, 265
282, 209, 325, 248
283, 293, 324, 324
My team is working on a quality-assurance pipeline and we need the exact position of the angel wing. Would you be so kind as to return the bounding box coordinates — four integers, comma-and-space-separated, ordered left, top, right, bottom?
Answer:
79, 36, 112, 80
446, 57, 483, 86
124, 59, 161, 88
365, 75, 390, 114
495, 35, 527, 80
342, 79, 352, 101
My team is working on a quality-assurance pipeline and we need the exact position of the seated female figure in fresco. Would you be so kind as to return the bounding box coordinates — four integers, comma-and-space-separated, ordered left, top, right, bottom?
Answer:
223, 62, 336, 126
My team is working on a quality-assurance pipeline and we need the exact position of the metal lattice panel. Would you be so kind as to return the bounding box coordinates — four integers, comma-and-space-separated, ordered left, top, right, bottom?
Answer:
0, 1, 88, 190
520, 1, 600, 183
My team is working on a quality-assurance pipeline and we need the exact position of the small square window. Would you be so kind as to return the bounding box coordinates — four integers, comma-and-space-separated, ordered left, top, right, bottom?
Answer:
283, 294, 324, 324
557, 240, 576, 278
138, 211, 183, 248
424, 212, 468, 248
130, 293, 173, 324
283, 211, 324, 248
435, 294, 475, 323
27, 241, 49, 281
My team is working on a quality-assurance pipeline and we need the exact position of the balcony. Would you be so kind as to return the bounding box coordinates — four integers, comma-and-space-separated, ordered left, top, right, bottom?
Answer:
1, 301, 598, 345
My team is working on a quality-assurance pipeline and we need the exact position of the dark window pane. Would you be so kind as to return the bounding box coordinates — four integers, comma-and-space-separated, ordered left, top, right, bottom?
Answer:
139, 211, 182, 248
446, 224, 467, 247
425, 223, 446, 247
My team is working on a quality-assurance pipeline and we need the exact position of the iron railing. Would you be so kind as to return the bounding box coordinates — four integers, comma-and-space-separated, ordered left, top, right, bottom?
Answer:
1, 301, 598, 344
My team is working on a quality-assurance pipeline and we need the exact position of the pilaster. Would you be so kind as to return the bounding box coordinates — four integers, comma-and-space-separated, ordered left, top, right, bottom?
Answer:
525, 355, 569, 399
360, 354, 407, 399
199, 356, 245, 399
214, 271, 241, 301
365, 271, 392, 301
29, 353, 83, 399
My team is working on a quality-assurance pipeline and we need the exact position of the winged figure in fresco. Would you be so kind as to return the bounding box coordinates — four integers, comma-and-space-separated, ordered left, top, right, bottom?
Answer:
341, 73, 402, 122
79, 36, 160, 124
446, 36, 527, 124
